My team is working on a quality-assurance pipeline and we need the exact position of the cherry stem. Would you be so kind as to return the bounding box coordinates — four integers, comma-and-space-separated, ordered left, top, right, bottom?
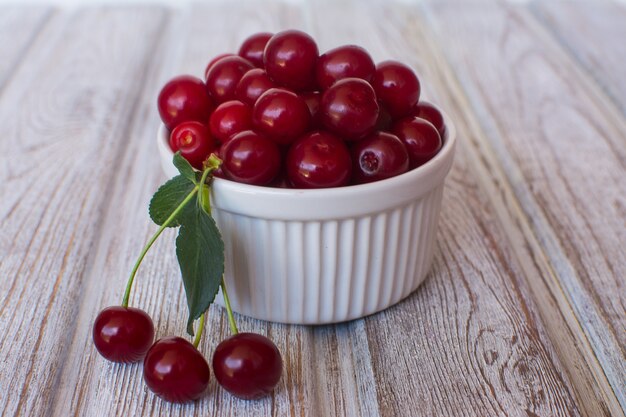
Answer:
121, 154, 222, 308
193, 312, 206, 348
220, 279, 238, 335
121, 187, 199, 308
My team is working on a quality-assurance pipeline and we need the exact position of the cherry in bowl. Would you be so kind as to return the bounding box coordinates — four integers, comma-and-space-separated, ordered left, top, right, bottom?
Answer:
252, 88, 311, 145
263, 30, 319, 91
169, 121, 218, 170
319, 78, 379, 141
371, 60, 420, 120
391, 117, 442, 169
238, 32, 273, 68
287, 131, 352, 188
412, 101, 446, 138
351, 131, 409, 184
209, 100, 253, 143
158, 75, 214, 131
316, 44, 375, 90
220, 130, 281, 185
205, 56, 254, 104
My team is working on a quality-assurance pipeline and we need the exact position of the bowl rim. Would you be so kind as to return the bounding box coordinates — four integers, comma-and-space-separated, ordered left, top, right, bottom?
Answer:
157, 111, 456, 220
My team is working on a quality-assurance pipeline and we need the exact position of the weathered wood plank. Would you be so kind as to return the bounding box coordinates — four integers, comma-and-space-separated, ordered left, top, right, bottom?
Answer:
421, 0, 626, 413
0, 6, 52, 91
50, 3, 342, 417
308, 1, 611, 416
0, 7, 166, 417
530, 0, 626, 115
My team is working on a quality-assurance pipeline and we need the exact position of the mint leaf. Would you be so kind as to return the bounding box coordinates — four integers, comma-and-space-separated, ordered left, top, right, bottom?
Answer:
173, 152, 198, 184
176, 202, 225, 335
149, 175, 195, 227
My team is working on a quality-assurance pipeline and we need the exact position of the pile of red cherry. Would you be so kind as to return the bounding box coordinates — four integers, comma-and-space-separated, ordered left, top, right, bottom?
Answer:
159, 30, 446, 188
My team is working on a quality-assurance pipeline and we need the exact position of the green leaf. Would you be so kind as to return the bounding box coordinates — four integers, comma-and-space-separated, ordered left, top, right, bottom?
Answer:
176, 202, 225, 335
149, 175, 196, 227
173, 152, 198, 184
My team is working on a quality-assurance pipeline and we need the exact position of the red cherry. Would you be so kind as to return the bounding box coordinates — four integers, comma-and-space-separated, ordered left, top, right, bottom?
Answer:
252, 88, 311, 145
92, 306, 154, 363
300, 91, 321, 127
391, 117, 442, 168
319, 78, 379, 141
170, 121, 217, 169
158, 75, 214, 131
316, 45, 375, 90
143, 337, 210, 403
351, 131, 409, 183
263, 30, 318, 91
235, 68, 277, 106
212, 333, 282, 399
221, 130, 281, 185
238, 32, 273, 68
371, 61, 420, 119
412, 101, 446, 138
209, 100, 252, 143
287, 131, 352, 188
205, 56, 254, 104
204, 53, 236, 79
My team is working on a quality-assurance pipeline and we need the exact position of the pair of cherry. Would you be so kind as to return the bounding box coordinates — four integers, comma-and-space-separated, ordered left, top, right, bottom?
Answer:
93, 305, 282, 402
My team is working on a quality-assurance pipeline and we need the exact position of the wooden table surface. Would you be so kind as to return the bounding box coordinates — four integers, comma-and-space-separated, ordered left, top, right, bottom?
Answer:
0, 1, 624, 416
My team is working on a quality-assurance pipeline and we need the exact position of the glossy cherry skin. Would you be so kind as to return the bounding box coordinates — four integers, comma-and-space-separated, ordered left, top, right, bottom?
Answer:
300, 91, 321, 128
209, 100, 253, 143
220, 130, 281, 185
204, 53, 236, 79
143, 337, 210, 403
238, 32, 273, 67
205, 56, 254, 104
412, 101, 446, 138
158, 75, 214, 131
235, 68, 277, 106
286, 131, 352, 188
319, 78, 379, 141
391, 117, 442, 168
371, 60, 420, 119
92, 306, 154, 363
252, 88, 311, 145
263, 30, 319, 91
170, 121, 218, 169
351, 131, 409, 184
316, 45, 375, 90
212, 333, 282, 399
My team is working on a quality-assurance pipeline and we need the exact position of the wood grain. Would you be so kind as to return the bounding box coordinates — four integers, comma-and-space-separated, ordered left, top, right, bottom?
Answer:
0, 2, 624, 416
530, 0, 626, 115
307, 2, 603, 416
0, 7, 166, 417
421, 0, 626, 413
0, 6, 52, 91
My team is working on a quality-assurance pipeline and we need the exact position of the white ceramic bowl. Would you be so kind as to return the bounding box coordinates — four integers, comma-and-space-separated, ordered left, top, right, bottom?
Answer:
157, 118, 456, 324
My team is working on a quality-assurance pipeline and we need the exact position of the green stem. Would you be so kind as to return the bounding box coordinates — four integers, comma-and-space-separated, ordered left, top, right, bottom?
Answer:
198, 167, 213, 214
193, 312, 206, 348
220, 279, 238, 335
121, 186, 199, 308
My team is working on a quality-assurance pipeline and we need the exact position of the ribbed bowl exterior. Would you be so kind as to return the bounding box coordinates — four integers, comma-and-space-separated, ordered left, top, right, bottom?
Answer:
212, 185, 444, 323
158, 115, 455, 324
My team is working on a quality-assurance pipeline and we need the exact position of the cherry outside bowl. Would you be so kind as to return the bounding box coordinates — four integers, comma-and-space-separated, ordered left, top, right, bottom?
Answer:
157, 115, 456, 324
